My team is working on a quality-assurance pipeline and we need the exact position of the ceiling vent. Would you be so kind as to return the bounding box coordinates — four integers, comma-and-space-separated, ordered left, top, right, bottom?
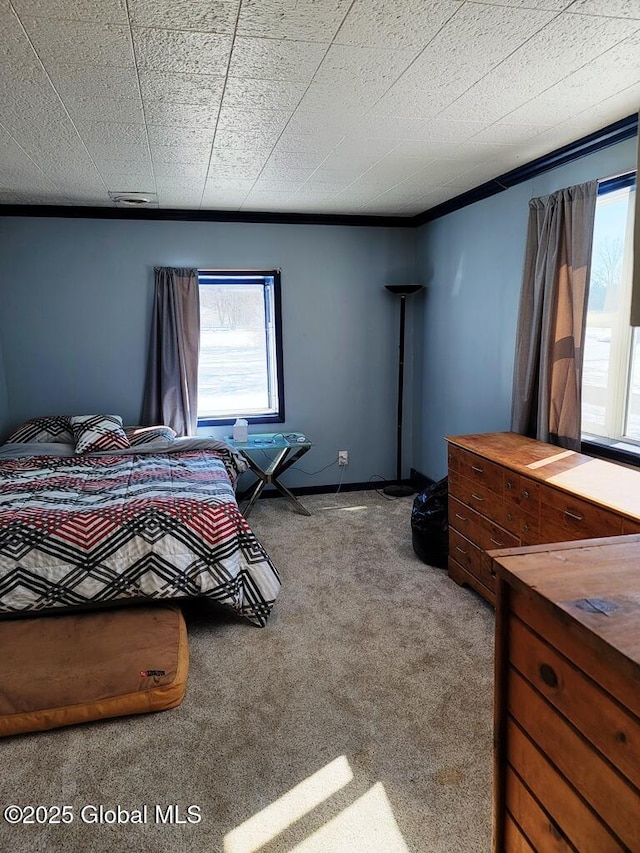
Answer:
109, 191, 158, 207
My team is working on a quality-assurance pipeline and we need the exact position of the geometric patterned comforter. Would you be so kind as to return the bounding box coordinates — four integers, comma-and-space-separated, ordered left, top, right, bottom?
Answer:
0, 443, 281, 626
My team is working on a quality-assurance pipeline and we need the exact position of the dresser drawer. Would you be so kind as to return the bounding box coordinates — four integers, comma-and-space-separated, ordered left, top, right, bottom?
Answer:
449, 496, 518, 551
503, 472, 541, 516
509, 615, 640, 791
449, 528, 496, 592
508, 668, 640, 851
449, 445, 504, 495
449, 471, 500, 517
542, 488, 624, 539
496, 502, 539, 543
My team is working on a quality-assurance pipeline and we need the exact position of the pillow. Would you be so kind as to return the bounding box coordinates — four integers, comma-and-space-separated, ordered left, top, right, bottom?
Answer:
124, 425, 177, 446
6, 415, 73, 444
70, 415, 131, 454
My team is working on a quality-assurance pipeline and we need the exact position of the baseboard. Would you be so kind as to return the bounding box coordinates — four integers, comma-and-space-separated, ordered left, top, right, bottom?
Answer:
236, 479, 412, 500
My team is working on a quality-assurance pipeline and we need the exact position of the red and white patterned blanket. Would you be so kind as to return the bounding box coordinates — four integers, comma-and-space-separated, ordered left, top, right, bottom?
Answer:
0, 447, 280, 626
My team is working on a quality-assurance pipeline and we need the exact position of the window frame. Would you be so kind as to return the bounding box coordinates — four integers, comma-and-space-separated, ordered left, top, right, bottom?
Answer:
581, 171, 639, 465
196, 269, 285, 428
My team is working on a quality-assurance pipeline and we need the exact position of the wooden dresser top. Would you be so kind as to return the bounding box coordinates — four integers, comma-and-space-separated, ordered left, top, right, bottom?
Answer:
446, 431, 640, 521
492, 536, 640, 674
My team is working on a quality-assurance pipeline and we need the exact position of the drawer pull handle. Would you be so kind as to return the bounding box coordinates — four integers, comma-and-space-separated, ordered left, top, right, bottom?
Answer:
506, 513, 513, 521
490, 538, 504, 547
506, 480, 514, 490
471, 465, 484, 474
455, 546, 468, 555
539, 663, 558, 689
471, 493, 484, 502
523, 524, 529, 532
523, 490, 530, 499
565, 509, 584, 522
455, 513, 467, 521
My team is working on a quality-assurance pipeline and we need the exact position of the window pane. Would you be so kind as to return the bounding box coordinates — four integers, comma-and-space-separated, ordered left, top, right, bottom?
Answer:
581, 186, 632, 439
197, 277, 280, 421
625, 330, 640, 440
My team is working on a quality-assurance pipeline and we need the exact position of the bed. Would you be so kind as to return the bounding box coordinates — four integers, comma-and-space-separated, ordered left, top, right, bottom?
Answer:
0, 417, 281, 627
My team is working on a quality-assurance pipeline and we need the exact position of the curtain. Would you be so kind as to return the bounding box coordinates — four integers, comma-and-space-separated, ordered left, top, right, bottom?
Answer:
511, 181, 598, 450
142, 267, 200, 436
630, 111, 640, 326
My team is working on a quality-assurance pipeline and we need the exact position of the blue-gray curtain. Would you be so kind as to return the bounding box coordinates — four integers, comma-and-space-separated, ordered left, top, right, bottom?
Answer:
511, 181, 598, 450
142, 267, 200, 436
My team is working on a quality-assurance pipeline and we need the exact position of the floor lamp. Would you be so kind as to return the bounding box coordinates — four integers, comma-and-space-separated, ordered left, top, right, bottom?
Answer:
384, 284, 424, 498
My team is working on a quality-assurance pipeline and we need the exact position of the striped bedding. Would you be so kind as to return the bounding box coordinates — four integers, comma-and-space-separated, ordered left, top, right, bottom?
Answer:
0, 440, 280, 626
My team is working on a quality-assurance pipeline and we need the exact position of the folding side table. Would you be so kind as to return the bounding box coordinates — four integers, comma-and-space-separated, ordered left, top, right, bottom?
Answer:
228, 433, 313, 517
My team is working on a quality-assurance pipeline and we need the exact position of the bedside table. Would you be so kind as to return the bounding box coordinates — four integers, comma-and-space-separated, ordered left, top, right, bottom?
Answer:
227, 432, 313, 517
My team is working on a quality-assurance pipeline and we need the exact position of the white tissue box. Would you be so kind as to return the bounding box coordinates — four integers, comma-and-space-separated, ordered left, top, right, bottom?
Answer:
233, 419, 248, 442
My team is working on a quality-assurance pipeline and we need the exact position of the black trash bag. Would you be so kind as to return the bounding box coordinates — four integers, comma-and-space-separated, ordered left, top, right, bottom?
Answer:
411, 477, 448, 568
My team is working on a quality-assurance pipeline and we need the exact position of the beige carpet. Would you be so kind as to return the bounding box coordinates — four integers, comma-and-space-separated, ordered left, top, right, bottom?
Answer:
0, 490, 494, 853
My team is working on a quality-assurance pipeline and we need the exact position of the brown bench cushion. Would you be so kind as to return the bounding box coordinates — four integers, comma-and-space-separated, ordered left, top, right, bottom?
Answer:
0, 605, 189, 737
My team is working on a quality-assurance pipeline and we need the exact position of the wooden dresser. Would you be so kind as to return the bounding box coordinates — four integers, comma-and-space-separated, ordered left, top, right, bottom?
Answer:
490, 537, 640, 852
446, 432, 640, 604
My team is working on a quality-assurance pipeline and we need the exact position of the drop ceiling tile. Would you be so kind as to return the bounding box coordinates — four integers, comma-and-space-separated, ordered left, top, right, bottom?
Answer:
10, 0, 128, 23
151, 143, 213, 163
265, 149, 327, 169
103, 174, 154, 191
21, 19, 135, 68
569, 0, 640, 17
65, 96, 145, 124
593, 31, 640, 68
468, 0, 570, 7
47, 66, 141, 101
138, 71, 226, 106
252, 179, 305, 193
315, 44, 419, 88
236, 0, 351, 41
76, 121, 148, 148
144, 101, 220, 128
128, 0, 239, 32
204, 175, 254, 188
209, 148, 270, 169
213, 129, 279, 151
216, 107, 291, 136
84, 141, 150, 163
98, 158, 153, 176
470, 123, 551, 144
258, 166, 316, 182
222, 78, 307, 111
410, 3, 555, 83
319, 151, 386, 172
207, 163, 264, 180
274, 131, 343, 154
335, 0, 462, 49
228, 37, 327, 81
132, 28, 233, 75
155, 176, 205, 190
296, 81, 387, 115
154, 161, 209, 179
146, 125, 214, 148
350, 116, 484, 143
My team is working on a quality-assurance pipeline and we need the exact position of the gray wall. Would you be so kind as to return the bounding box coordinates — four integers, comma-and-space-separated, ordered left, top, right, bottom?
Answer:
0, 330, 8, 437
0, 216, 416, 488
413, 136, 638, 481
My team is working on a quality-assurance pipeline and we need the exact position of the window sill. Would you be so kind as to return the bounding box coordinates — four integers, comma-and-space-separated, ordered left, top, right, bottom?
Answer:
581, 436, 640, 469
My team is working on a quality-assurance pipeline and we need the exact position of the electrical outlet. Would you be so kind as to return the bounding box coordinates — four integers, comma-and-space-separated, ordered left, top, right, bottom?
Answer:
338, 450, 349, 466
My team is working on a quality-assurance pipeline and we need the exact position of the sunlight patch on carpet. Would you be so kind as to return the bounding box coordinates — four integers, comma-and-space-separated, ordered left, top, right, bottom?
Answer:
224, 756, 353, 853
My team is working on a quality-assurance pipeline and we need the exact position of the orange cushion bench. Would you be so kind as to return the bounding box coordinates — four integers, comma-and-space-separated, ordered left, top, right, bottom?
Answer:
0, 605, 189, 737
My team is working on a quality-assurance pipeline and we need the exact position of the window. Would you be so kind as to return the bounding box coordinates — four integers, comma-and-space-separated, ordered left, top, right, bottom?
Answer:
197, 270, 284, 426
582, 173, 637, 450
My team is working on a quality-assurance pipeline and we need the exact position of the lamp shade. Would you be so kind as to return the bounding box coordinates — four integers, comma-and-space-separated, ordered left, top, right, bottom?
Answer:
385, 284, 423, 295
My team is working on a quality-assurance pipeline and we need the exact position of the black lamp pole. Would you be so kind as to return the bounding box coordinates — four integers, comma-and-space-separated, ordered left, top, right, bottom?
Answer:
383, 284, 423, 498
